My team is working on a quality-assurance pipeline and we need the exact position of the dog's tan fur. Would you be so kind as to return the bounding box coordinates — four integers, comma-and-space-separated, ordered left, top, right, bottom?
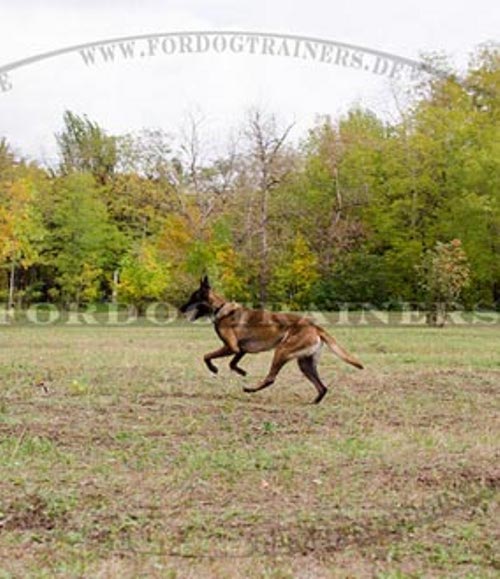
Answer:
180, 277, 363, 404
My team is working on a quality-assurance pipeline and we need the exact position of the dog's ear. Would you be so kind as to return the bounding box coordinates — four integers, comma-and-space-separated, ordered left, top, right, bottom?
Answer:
201, 275, 210, 290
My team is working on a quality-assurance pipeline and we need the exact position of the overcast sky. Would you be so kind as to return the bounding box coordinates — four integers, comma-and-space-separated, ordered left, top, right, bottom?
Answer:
0, 0, 498, 163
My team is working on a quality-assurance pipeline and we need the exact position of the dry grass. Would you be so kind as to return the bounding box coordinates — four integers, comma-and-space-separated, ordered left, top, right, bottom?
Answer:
0, 321, 499, 578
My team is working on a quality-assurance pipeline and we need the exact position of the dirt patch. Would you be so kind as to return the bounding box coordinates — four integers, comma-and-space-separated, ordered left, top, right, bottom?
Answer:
414, 464, 500, 490
1, 494, 68, 532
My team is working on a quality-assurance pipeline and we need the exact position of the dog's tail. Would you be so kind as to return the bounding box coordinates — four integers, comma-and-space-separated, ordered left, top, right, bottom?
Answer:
317, 328, 364, 370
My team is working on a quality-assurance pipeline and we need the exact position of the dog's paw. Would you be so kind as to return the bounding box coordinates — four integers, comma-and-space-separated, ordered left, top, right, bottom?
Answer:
204, 360, 219, 374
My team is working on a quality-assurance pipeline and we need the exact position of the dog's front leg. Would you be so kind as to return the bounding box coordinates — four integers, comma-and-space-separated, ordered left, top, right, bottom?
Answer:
204, 345, 234, 374
229, 352, 247, 376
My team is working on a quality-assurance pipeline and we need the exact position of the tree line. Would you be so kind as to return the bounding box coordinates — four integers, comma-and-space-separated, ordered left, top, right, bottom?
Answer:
0, 48, 498, 313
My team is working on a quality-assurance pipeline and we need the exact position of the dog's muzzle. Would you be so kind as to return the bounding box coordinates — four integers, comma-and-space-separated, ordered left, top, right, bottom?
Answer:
181, 304, 199, 321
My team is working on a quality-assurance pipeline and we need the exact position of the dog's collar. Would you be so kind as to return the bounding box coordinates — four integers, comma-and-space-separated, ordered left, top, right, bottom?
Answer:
212, 302, 239, 322
213, 303, 225, 317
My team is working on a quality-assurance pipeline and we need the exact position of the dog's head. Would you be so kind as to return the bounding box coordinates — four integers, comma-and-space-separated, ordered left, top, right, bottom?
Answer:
179, 276, 213, 321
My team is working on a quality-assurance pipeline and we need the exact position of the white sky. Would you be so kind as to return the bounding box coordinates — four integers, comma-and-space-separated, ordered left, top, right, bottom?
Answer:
0, 0, 498, 164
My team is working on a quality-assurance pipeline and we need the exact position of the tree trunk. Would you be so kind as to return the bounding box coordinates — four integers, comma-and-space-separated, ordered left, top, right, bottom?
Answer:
325, 166, 342, 270
8, 262, 15, 310
112, 269, 119, 304
259, 187, 269, 307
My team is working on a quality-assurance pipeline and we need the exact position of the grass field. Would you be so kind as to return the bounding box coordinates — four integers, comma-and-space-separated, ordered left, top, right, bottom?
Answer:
0, 320, 499, 578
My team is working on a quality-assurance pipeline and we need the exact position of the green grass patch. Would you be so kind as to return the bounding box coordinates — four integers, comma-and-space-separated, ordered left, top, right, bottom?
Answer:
0, 323, 498, 577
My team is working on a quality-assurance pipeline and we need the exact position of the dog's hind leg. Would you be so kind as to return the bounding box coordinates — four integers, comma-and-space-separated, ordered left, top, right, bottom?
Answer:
243, 348, 288, 394
229, 352, 247, 376
297, 355, 328, 404
204, 345, 234, 374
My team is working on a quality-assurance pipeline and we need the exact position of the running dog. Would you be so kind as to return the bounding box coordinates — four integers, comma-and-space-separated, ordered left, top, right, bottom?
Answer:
179, 276, 363, 404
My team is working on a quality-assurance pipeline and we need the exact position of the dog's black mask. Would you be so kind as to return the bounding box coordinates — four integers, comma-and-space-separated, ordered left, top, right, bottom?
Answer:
179, 276, 212, 321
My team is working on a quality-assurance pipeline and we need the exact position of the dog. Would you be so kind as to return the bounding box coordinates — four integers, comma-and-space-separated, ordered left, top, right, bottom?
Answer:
179, 276, 363, 404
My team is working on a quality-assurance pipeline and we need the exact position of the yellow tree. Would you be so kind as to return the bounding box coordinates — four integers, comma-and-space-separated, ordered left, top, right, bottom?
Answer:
270, 234, 319, 309
117, 241, 170, 314
0, 175, 45, 309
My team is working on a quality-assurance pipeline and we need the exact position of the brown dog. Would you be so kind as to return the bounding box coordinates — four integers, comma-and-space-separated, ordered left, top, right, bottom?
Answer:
180, 276, 363, 404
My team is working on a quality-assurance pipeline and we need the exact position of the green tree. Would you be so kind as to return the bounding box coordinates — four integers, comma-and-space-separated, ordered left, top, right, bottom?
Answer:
44, 173, 125, 306
417, 239, 471, 326
56, 110, 117, 184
